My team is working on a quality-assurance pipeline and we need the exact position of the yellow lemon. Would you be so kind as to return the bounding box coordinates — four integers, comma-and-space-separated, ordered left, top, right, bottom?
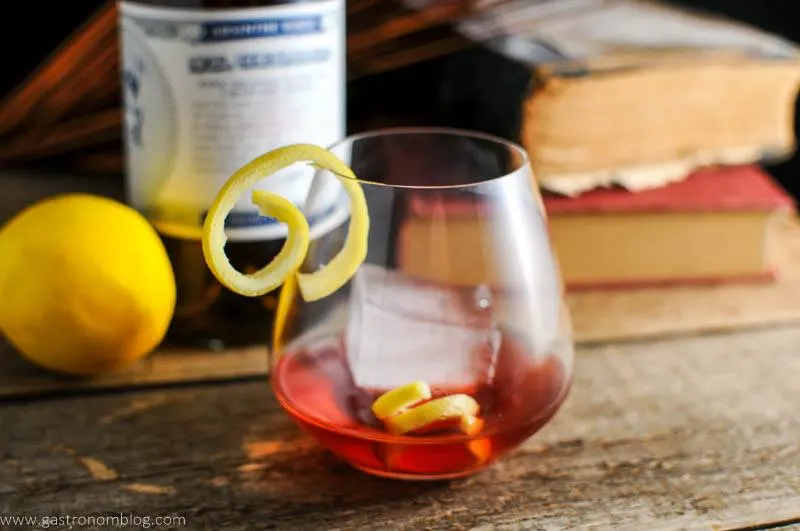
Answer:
0, 194, 176, 375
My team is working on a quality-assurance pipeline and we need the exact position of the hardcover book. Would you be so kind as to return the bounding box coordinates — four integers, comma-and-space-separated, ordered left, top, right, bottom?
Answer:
397, 165, 795, 289
438, 0, 800, 195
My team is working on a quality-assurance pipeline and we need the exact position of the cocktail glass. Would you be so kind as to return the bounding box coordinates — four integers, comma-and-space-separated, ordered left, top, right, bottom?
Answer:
270, 128, 573, 480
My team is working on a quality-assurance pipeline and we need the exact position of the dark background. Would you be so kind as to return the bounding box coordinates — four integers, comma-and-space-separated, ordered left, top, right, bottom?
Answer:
2, 0, 798, 198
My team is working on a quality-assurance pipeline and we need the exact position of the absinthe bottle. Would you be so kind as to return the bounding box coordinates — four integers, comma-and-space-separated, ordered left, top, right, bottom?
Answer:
119, 0, 347, 349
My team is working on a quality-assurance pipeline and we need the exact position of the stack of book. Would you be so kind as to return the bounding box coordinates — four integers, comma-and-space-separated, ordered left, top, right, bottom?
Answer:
430, 0, 800, 290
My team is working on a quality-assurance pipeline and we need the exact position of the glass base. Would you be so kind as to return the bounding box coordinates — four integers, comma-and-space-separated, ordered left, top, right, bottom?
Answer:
351, 462, 491, 481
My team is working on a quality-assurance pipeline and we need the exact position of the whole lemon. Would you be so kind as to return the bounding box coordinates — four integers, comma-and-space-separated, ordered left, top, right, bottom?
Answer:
0, 194, 176, 375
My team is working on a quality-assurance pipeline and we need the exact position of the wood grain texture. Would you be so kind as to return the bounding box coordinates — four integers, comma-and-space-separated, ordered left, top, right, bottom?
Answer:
0, 1, 116, 138
0, 339, 267, 399
0, 108, 122, 162
1, 327, 798, 530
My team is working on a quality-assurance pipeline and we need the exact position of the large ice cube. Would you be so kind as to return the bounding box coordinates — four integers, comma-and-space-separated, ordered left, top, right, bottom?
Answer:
345, 264, 502, 390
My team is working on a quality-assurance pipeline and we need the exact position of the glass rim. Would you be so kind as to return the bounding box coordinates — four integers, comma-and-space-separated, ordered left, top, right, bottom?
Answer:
325, 126, 531, 190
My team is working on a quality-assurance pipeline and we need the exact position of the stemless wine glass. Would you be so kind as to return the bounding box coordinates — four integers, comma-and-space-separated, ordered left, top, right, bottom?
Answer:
270, 128, 573, 480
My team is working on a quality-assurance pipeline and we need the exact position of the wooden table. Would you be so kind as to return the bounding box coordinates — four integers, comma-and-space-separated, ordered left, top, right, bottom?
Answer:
1, 171, 799, 529
0, 326, 798, 529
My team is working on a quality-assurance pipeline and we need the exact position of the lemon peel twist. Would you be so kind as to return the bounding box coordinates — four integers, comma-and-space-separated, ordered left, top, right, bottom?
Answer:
372, 383, 490, 466
371, 381, 432, 420
383, 394, 481, 435
372, 382, 484, 437
202, 144, 369, 301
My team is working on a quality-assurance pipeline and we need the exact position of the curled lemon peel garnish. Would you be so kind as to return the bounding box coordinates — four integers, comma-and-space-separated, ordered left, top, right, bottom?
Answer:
201, 144, 369, 301
272, 273, 297, 354
296, 165, 369, 302
371, 381, 432, 420
384, 394, 480, 436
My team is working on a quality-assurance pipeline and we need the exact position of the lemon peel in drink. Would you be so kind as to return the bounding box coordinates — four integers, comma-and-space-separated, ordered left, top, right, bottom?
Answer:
384, 394, 481, 436
202, 144, 369, 301
459, 415, 485, 436
372, 381, 432, 419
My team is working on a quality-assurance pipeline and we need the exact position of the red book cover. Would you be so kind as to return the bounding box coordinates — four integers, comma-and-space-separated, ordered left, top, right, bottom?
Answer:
542, 165, 795, 215
406, 165, 795, 219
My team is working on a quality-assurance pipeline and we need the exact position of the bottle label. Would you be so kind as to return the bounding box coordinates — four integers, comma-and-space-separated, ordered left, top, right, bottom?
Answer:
119, 1, 346, 241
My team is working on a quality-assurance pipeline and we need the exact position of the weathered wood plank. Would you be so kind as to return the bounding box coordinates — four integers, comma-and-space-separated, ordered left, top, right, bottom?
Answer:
0, 170, 123, 221
0, 339, 267, 398
1, 327, 798, 530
